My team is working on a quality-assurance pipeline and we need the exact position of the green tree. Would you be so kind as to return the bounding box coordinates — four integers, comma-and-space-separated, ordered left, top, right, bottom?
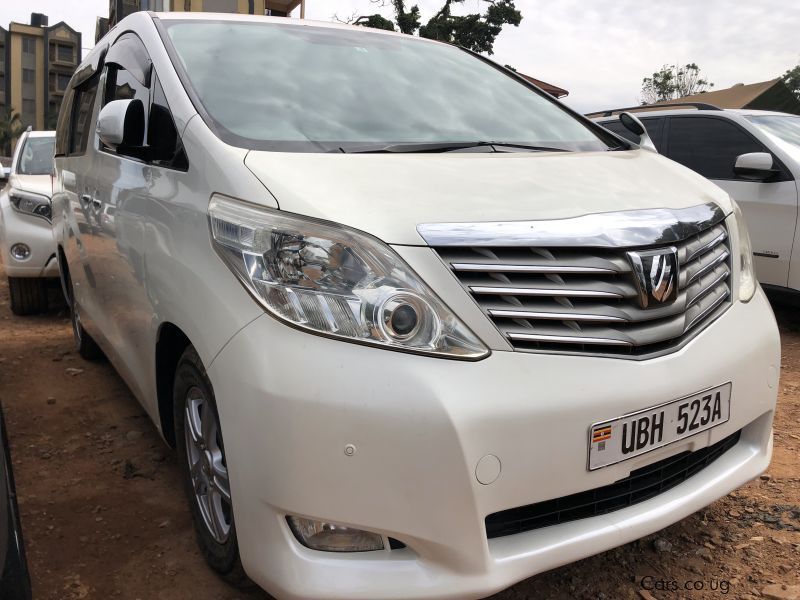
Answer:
640, 63, 714, 105
0, 108, 26, 156
782, 64, 800, 101
348, 0, 522, 55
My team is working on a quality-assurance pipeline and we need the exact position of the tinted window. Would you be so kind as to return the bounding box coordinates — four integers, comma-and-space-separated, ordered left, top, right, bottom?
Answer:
148, 77, 188, 170
18, 137, 55, 175
70, 78, 99, 155
164, 21, 613, 153
102, 34, 152, 153
601, 118, 663, 150
667, 117, 766, 180
106, 64, 150, 105
55, 85, 75, 156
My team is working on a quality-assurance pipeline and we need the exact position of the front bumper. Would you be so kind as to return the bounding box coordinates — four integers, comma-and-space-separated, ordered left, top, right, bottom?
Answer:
0, 197, 58, 278
208, 288, 779, 600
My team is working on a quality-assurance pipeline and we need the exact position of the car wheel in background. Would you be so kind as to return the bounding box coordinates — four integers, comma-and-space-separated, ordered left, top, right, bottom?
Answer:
58, 260, 104, 361
7, 278, 48, 316
173, 346, 250, 587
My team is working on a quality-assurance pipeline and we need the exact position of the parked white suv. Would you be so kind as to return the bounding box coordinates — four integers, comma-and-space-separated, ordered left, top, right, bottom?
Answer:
0, 130, 58, 315
595, 105, 800, 296
53, 13, 779, 600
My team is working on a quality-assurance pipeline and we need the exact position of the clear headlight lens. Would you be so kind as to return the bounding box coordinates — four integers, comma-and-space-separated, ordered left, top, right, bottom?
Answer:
9, 188, 52, 222
208, 195, 488, 359
732, 201, 756, 302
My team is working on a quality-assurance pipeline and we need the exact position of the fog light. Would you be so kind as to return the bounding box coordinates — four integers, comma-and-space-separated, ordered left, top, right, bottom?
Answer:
287, 517, 384, 552
10, 243, 31, 260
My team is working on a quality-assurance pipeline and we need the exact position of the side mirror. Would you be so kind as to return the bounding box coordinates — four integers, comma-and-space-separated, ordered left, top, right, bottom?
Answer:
734, 152, 778, 181
0, 167, 10, 182
96, 98, 145, 151
619, 112, 657, 152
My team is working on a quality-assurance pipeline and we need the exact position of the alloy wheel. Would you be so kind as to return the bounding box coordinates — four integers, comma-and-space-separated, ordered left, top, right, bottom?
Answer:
184, 386, 232, 543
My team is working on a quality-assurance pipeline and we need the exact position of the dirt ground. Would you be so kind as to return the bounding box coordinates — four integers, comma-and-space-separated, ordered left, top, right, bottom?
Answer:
0, 271, 797, 600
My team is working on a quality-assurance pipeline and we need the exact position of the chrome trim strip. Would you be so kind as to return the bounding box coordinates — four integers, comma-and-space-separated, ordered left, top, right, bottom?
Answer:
686, 251, 730, 286
450, 263, 617, 274
489, 309, 627, 322
469, 286, 624, 298
418, 203, 728, 248
683, 230, 728, 265
686, 289, 730, 330
507, 332, 633, 346
686, 270, 730, 309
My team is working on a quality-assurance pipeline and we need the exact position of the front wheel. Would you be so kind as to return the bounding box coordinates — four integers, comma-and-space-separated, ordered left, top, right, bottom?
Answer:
8, 277, 48, 316
173, 346, 249, 587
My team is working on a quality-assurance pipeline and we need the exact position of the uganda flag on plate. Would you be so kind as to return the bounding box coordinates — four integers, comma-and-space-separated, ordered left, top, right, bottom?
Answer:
592, 425, 612, 445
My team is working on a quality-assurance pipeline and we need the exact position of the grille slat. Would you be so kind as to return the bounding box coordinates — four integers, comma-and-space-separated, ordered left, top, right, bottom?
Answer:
451, 263, 617, 275
437, 221, 731, 358
485, 431, 741, 539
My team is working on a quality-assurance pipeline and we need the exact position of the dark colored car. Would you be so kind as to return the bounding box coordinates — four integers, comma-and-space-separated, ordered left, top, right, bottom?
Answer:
0, 404, 32, 600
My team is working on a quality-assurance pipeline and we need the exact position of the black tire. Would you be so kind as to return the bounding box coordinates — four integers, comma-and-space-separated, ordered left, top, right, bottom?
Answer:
59, 260, 104, 361
173, 346, 250, 587
8, 277, 48, 316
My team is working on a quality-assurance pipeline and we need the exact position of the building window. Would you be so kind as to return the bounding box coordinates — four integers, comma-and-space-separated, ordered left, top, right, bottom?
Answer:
57, 73, 71, 91
204, 0, 238, 11
22, 98, 36, 115
22, 68, 35, 84
22, 37, 36, 54
58, 44, 74, 62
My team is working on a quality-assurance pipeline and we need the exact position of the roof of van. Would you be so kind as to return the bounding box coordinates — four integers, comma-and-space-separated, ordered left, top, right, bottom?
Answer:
151, 11, 418, 38
593, 108, 797, 121
24, 131, 56, 138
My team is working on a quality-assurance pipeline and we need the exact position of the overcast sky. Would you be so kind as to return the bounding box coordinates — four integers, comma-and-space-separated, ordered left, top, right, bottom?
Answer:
2, 0, 798, 113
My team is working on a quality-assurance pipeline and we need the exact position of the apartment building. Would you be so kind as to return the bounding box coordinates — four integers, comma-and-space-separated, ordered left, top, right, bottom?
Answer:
103, 0, 305, 34
171, 0, 305, 17
1, 13, 81, 131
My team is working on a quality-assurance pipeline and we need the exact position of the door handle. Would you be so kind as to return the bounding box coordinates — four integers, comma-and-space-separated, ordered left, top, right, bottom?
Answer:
80, 194, 93, 210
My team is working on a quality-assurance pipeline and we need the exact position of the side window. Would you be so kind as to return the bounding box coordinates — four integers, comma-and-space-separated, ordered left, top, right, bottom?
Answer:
105, 64, 150, 104
601, 120, 637, 144
667, 117, 767, 180
601, 118, 664, 150
100, 33, 188, 169
102, 33, 152, 154
54, 85, 75, 156
69, 77, 99, 156
148, 76, 189, 170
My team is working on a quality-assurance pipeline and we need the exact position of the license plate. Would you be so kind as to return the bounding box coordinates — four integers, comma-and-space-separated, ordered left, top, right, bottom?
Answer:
588, 382, 732, 471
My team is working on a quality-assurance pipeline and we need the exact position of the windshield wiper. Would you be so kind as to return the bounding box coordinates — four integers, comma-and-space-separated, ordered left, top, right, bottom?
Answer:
333, 141, 572, 154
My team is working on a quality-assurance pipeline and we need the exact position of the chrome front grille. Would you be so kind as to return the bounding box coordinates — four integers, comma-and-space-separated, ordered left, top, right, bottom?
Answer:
435, 221, 732, 358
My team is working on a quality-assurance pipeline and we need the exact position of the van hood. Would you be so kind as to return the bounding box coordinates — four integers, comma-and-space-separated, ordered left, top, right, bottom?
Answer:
244, 149, 732, 245
9, 174, 53, 199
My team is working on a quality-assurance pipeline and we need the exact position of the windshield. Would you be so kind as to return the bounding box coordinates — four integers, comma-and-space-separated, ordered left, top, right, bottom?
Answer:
17, 136, 55, 175
162, 21, 612, 153
747, 115, 800, 148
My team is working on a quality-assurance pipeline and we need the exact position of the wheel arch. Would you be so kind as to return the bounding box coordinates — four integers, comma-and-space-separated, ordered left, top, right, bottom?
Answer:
155, 322, 193, 448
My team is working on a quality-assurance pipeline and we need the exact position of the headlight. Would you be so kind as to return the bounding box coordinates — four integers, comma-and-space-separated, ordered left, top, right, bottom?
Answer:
732, 201, 756, 302
9, 188, 52, 222
208, 195, 488, 359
